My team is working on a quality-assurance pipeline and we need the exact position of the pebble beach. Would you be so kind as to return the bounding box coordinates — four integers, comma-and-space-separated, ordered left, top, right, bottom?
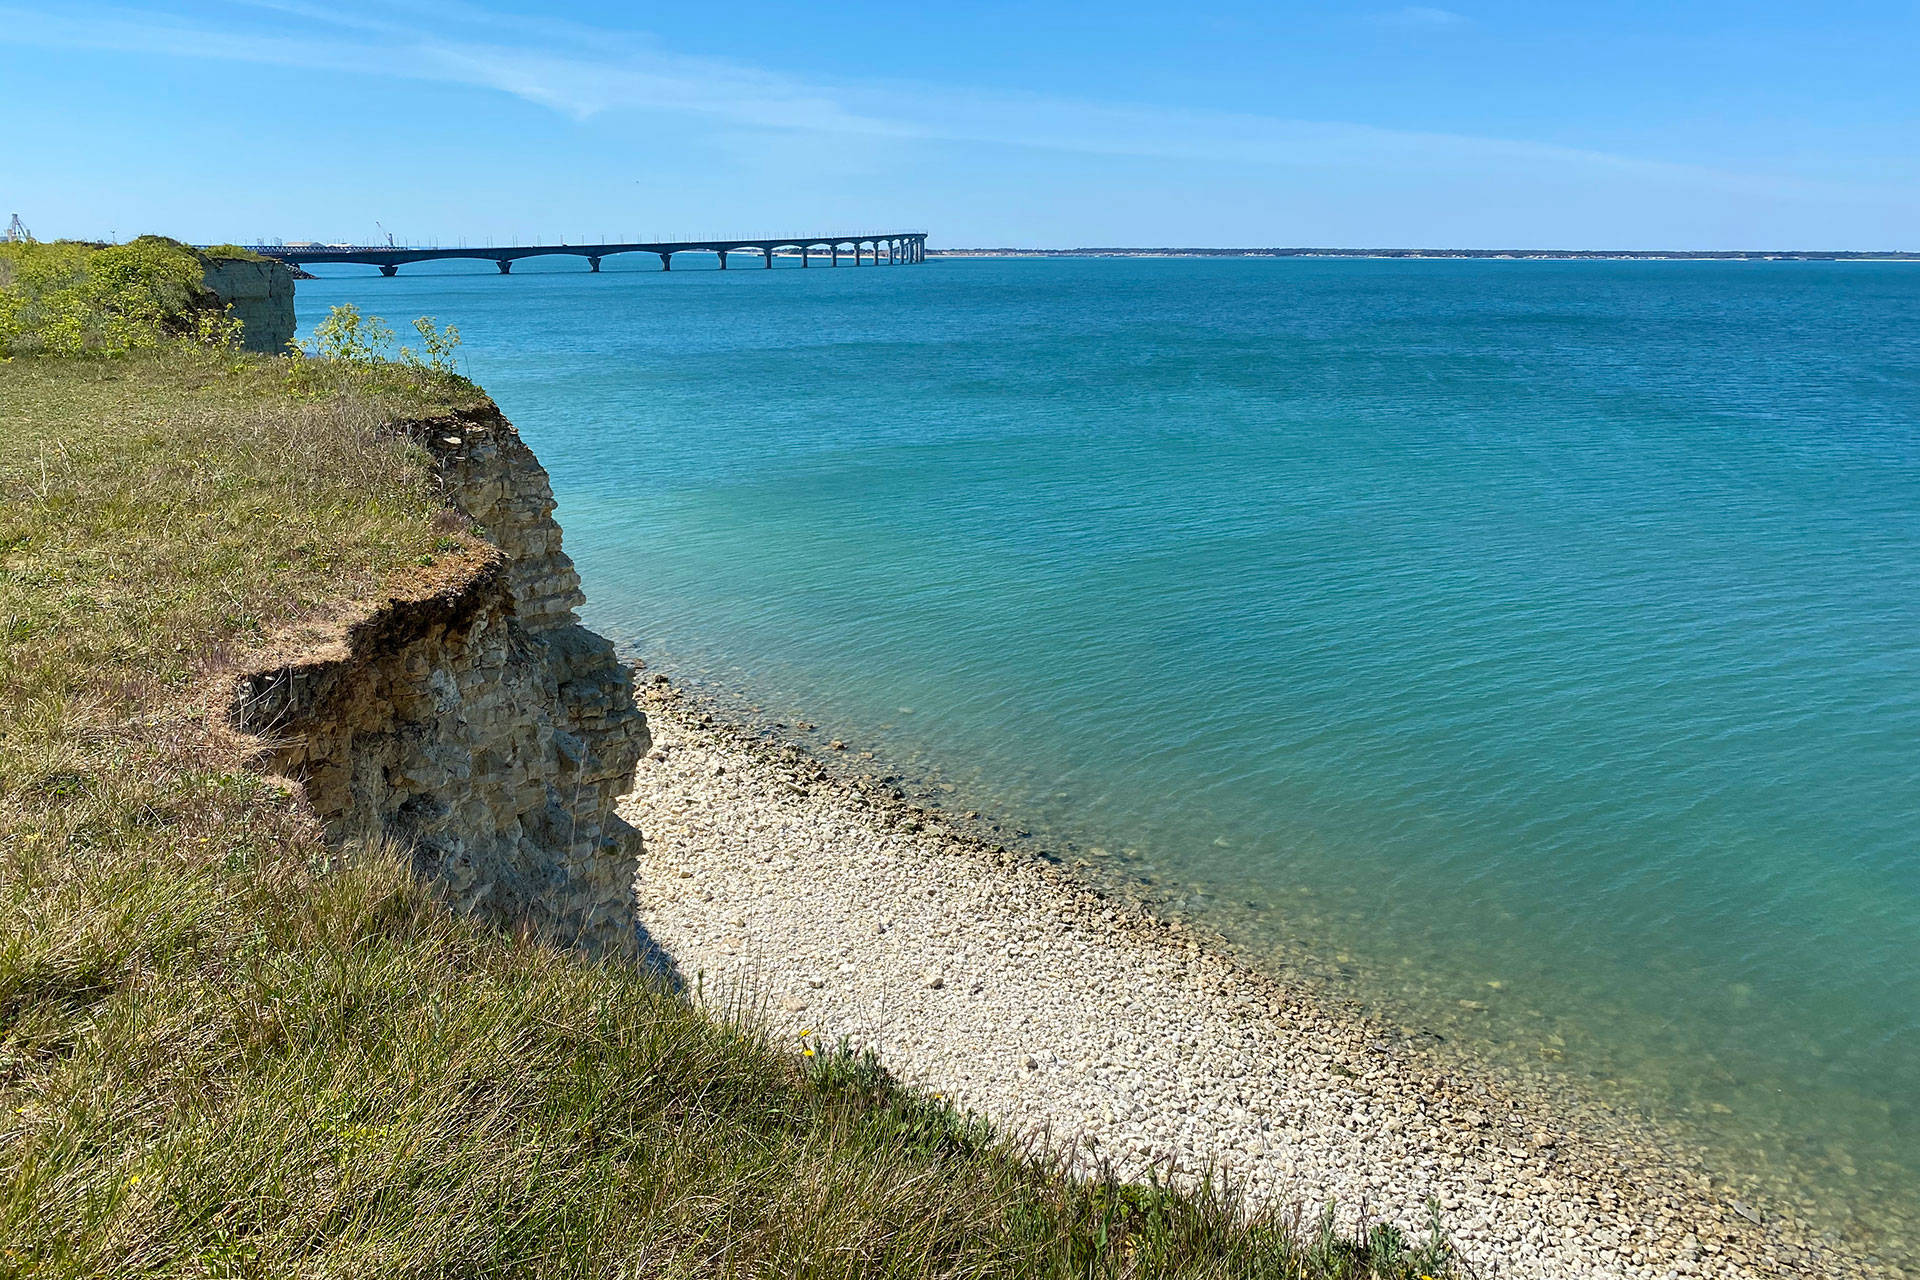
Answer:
618, 677, 1886, 1280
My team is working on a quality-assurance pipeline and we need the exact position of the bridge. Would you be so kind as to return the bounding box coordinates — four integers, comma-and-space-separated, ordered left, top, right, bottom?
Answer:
242, 233, 928, 276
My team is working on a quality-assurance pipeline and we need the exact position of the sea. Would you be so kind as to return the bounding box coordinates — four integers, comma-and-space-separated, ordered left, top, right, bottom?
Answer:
297, 254, 1920, 1269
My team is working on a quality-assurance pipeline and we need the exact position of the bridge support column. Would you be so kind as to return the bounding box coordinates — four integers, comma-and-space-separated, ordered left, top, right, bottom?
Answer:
497, 259, 512, 274
802, 246, 810, 267
830, 243, 839, 266
764, 248, 774, 268
380, 264, 398, 277
587, 256, 601, 272
717, 250, 727, 270
659, 252, 672, 271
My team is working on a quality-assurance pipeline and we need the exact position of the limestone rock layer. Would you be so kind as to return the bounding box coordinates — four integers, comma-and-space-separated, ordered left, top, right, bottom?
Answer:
233, 403, 649, 953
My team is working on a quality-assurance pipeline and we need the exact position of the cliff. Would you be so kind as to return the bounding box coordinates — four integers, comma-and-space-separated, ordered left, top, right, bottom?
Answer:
202, 253, 296, 353
231, 402, 649, 952
3, 351, 1498, 1278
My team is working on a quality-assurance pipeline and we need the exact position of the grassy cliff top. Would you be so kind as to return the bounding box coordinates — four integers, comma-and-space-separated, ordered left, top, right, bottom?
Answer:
0, 335, 1456, 1276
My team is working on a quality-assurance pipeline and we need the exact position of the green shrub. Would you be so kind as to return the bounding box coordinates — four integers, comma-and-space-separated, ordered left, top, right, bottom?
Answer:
399, 315, 461, 374
306, 303, 394, 362
0, 236, 235, 357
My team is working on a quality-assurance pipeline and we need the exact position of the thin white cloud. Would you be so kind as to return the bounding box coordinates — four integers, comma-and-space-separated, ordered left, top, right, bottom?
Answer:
0, 0, 1893, 209
1372, 6, 1470, 29
0, 2, 894, 130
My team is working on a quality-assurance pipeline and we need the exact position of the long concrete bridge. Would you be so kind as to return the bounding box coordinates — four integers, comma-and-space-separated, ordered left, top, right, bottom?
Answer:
242, 233, 928, 276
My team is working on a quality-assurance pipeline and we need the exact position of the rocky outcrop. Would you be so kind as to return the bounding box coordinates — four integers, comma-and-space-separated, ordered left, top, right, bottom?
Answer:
232, 403, 648, 953
202, 255, 295, 354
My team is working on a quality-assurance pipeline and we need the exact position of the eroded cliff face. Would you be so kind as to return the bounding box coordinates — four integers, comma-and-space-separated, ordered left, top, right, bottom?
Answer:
201, 256, 295, 354
233, 404, 648, 953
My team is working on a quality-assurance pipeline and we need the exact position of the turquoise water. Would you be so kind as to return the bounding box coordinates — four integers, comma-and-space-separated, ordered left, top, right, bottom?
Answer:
298, 257, 1919, 1263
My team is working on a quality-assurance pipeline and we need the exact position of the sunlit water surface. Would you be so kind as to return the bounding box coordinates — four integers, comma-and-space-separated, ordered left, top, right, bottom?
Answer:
299, 256, 1919, 1266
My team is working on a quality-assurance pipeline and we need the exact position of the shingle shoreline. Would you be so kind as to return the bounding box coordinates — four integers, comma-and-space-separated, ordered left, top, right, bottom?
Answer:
620, 675, 1878, 1280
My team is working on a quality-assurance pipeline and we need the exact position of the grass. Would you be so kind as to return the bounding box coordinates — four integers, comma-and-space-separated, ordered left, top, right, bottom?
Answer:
0, 346, 1460, 1278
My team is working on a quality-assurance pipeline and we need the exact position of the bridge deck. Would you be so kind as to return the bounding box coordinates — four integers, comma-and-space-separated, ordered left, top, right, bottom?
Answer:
240, 233, 927, 273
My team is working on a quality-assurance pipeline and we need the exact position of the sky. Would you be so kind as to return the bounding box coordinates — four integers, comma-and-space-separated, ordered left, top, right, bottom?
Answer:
2, 0, 1916, 249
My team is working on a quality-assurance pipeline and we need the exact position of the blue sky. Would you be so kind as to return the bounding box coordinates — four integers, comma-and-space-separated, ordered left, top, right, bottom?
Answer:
3, 0, 1916, 248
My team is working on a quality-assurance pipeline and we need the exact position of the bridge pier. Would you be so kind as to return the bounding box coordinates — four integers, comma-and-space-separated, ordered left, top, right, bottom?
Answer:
764, 247, 774, 268
587, 256, 601, 272
380, 264, 398, 277
496, 259, 512, 274
659, 252, 672, 271
830, 244, 839, 266
802, 245, 810, 267
717, 250, 727, 270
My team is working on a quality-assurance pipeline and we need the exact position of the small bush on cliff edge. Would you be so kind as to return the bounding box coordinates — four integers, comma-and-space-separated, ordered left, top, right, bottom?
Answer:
305, 300, 394, 362
401, 314, 462, 374
305, 303, 462, 376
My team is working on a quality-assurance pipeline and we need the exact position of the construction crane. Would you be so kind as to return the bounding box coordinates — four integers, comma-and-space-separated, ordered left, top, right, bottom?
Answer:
4, 213, 30, 243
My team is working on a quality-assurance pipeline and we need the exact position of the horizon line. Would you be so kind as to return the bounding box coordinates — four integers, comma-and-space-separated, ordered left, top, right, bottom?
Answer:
928, 246, 1920, 260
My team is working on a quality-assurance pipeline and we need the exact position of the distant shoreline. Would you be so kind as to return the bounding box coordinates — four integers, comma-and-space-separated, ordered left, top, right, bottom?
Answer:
929, 247, 1920, 261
